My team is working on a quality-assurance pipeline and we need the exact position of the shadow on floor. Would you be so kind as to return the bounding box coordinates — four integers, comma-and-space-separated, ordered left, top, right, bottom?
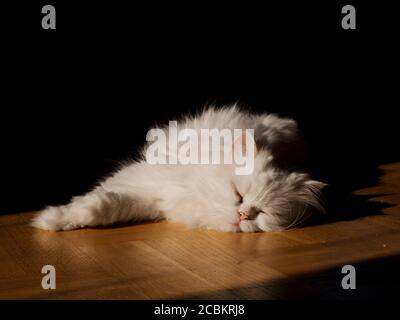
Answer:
306, 157, 399, 226
177, 253, 400, 299
310, 184, 394, 226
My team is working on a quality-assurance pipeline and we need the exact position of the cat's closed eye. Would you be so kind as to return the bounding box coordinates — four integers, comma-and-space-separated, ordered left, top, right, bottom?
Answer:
235, 189, 243, 204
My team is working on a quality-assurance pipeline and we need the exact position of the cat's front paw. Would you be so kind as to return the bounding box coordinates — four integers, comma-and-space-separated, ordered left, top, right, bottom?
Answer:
215, 223, 240, 233
239, 220, 259, 233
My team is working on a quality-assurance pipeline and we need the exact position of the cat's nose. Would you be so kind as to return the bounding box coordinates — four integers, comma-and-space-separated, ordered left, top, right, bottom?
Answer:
239, 211, 249, 221
238, 206, 257, 220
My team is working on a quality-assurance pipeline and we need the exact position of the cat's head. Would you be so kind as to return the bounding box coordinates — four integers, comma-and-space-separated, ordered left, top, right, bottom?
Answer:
232, 134, 326, 232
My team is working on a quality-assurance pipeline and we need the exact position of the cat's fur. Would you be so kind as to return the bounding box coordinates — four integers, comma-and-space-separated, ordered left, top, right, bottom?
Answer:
31, 105, 325, 232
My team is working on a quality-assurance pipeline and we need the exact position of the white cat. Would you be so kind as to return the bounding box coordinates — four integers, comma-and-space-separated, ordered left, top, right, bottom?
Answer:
31, 105, 325, 233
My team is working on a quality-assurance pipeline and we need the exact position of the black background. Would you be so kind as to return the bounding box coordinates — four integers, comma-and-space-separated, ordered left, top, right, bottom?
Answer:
1, 1, 399, 219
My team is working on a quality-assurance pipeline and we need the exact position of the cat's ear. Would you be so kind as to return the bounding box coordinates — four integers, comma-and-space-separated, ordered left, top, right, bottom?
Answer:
304, 180, 328, 192
233, 130, 257, 155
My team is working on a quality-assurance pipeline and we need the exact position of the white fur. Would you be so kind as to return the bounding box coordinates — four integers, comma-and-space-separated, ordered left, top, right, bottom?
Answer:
31, 105, 325, 232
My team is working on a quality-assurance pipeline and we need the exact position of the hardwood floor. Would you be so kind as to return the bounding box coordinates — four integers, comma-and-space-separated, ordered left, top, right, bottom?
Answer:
1, 163, 400, 299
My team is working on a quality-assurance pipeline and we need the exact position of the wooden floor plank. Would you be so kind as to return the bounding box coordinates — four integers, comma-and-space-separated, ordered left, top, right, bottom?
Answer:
1, 162, 400, 299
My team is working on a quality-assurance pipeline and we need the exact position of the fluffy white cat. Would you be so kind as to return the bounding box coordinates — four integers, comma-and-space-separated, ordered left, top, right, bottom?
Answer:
31, 105, 325, 233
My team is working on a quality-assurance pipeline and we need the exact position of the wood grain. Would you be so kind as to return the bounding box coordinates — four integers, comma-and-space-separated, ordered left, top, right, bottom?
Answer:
1, 163, 400, 299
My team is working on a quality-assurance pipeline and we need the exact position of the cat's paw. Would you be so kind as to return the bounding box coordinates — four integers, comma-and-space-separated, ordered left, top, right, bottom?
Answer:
239, 220, 259, 233
31, 206, 65, 231
208, 221, 240, 232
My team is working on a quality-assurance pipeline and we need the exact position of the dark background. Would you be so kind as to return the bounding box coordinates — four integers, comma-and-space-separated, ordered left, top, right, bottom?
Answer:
1, 1, 399, 218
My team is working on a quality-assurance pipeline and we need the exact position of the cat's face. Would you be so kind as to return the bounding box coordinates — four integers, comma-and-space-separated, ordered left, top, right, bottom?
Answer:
233, 150, 326, 232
